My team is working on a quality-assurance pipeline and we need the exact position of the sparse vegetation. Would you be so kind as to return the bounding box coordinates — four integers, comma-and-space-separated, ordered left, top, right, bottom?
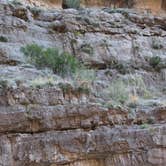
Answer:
80, 44, 94, 55
0, 80, 8, 89
74, 69, 96, 82
76, 85, 90, 95
58, 81, 90, 96
0, 36, 8, 42
29, 7, 42, 18
58, 69, 95, 95
11, 0, 22, 6
149, 56, 161, 68
74, 31, 81, 36
109, 79, 129, 105
21, 44, 95, 95
62, 0, 80, 9
108, 74, 151, 107
140, 123, 149, 129
58, 82, 73, 94
152, 38, 163, 49
73, 69, 96, 93
21, 44, 80, 76
114, 63, 128, 74
147, 117, 155, 124
30, 76, 55, 88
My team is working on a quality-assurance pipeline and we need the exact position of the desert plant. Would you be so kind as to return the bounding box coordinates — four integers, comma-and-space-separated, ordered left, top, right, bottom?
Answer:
11, 0, 22, 6
0, 80, 8, 89
73, 69, 95, 88
30, 76, 55, 88
29, 7, 42, 18
149, 56, 161, 68
21, 44, 80, 76
0, 36, 8, 42
152, 38, 163, 49
114, 63, 128, 74
108, 74, 151, 107
62, 0, 80, 9
74, 69, 96, 81
80, 44, 93, 55
140, 123, 149, 129
109, 79, 129, 105
59, 69, 96, 95
58, 82, 73, 94
58, 81, 90, 96
76, 85, 90, 95
125, 74, 150, 98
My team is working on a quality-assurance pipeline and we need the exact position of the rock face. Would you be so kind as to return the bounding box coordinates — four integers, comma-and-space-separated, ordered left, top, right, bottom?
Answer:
23, 0, 166, 13
162, 0, 166, 10
0, 0, 166, 166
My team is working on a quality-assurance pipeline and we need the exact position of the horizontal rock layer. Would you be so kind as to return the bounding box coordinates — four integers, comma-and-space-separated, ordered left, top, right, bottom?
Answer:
0, 1, 166, 166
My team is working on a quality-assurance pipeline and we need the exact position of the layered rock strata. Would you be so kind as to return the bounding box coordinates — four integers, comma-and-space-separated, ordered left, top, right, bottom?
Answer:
0, 1, 166, 166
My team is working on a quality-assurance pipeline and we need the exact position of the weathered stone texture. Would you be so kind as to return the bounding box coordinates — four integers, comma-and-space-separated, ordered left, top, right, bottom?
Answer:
0, 0, 166, 165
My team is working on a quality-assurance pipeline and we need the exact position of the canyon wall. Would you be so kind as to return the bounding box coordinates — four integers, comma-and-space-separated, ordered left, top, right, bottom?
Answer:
162, 0, 166, 10
0, 0, 166, 166
24, 0, 166, 13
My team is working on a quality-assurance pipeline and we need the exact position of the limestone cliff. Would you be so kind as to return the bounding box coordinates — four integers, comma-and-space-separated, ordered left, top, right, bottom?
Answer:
21, 0, 166, 13
0, 0, 166, 166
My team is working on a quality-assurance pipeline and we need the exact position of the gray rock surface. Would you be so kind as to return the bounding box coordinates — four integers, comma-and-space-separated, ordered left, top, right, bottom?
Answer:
0, 1, 166, 165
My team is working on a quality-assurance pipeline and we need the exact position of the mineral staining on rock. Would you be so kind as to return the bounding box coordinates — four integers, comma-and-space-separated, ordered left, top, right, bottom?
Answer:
0, 0, 166, 166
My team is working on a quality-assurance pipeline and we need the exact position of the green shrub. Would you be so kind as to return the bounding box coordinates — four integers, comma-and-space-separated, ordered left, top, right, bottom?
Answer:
0, 80, 8, 89
147, 117, 155, 124
21, 44, 80, 76
73, 69, 96, 93
30, 7, 42, 18
140, 123, 149, 129
30, 76, 55, 88
58, 69, 95, 95
149, 56, 161, 68
109, 79, 129, 105
114, 63, 128, 74
76, 85, 90, 95
74, 69, 96, 83
58, 82, 73, 94
108, 74, 151, 107
80, 44, 93, 55
11, 0, 22, 6
58, 82, 90, 95
0, 36, 8, 42
62, 0, 80, 9
152, 39, 163, 49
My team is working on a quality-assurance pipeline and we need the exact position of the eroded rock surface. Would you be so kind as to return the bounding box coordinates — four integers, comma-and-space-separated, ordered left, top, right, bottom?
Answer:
0, 0, 166, 166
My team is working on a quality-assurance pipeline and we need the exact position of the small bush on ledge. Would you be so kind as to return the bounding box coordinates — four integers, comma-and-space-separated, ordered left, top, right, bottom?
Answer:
30, 76, 55, 88
62, 0, 80, 9
0, 36, 8, 42
11, 0, 22, 6
29, 7, 42, 19
151, 38, 163, 49
149, 56, 161, 69
0, 80, 8, 90
21, 44, 80, 76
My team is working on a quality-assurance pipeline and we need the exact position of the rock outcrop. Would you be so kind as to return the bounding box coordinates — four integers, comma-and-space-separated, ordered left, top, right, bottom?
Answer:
23, 0, 166, 13
0, 0, 166, 166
